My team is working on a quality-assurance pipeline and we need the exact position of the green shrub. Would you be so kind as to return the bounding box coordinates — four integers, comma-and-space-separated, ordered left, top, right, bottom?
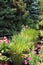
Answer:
10, 28, 38, 54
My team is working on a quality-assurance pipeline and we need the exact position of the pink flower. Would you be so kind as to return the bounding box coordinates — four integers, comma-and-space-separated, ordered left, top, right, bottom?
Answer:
28, 57, 32, 60
4, 62, 9, 65
36, 61, 39, 64
4, 39, 9, 44
0, 63, 2, 65
4, 36, 7, 39
34, 51, 36, 54
24, 60, 28, 64
4, 36, 9, 44
37, 44, 41, 49
34, 47, 37, 50
0, 40, 2, 44
24, 55, 29, 59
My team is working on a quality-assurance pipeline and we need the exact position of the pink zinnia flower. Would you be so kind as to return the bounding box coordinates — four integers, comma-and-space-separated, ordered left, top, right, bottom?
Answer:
4, 36, 9, 44
4, 36, 7, 39
4, 39, 9, 44
34, 47, 37, 50
34, 51, 36, 54
37, 44, 41, 49
37, 44, 41, 48
4, 62, 9, 65
24, 60, 28, 65
0, 63, 2, 65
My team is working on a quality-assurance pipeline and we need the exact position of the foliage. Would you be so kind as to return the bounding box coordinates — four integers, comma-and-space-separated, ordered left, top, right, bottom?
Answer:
0, 41, 9, 54
0, 0, 28, 36
29, 54, 39, 65
39, 20, 43, 26
25, 0, 39, 20
0, 38, 10, 62
9, 28, 39, 54
39, 0, 43, 20
39, 45, 43, 62
0, 0, 40, 36
0, 28, 37, 65
0, 55, 9, 62
0, 28, 43, 65
0, 0, 43, 65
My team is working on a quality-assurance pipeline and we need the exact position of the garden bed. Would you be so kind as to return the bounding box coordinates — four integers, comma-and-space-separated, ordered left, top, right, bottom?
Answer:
0, 28, 43, 65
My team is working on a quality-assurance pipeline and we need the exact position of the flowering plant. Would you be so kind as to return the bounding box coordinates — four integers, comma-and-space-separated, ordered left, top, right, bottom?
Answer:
0, 36, 9, 44
0, 36, 10, 56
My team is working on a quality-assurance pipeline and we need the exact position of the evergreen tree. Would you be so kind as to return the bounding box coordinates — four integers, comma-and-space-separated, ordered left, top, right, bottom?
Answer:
25, 0, 39, 21
23, 0, 39, 29
0, 0, 26, 36
0, 0, 40, 37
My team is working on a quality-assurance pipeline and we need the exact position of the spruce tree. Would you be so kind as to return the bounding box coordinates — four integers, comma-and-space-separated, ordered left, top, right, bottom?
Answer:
30, 0, 39, 21
25, 0, 39, 21
0, 0, 26, 36
23, 0, 39, 29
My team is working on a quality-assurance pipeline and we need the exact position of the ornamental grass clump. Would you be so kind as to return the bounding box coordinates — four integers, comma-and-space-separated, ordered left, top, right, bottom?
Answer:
11, 28, 39, 54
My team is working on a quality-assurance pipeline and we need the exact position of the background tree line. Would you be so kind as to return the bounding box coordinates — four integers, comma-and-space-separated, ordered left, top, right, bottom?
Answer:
0, 0, 42, 36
